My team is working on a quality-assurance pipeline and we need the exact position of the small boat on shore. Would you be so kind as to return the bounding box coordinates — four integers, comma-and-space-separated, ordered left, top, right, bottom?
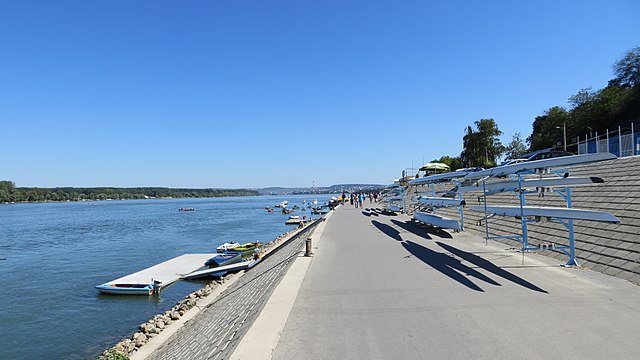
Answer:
216, 242, 241, 253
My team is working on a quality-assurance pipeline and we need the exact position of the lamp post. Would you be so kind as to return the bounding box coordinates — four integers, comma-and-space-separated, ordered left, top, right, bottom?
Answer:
556, 123, 567, 151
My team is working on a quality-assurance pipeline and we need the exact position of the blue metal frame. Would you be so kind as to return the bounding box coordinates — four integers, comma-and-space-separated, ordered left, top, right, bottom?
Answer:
479, 168, 581, 266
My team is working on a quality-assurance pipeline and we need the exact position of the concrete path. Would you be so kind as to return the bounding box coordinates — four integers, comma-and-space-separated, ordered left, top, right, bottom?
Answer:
237, 202, 640, 359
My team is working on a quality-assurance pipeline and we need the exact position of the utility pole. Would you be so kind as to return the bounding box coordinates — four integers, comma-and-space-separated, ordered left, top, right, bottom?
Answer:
557, 123, 567, 151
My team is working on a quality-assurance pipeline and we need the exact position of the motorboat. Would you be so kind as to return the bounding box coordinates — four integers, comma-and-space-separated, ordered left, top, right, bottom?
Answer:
216, 242, 241, 253
95, 280, 162, 295
229, 242, 263, 258
285, 215, 303, 225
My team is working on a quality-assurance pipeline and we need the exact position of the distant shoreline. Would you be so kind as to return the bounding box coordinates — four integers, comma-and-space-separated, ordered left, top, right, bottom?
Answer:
0, 195, 259, 205
0, 186, 259, 204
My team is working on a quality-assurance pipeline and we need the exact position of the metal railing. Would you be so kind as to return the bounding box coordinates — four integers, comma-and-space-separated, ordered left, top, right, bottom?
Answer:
577, 123, 640, 157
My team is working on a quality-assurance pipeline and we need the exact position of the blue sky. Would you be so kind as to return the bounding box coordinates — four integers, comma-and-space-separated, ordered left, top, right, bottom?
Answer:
1, 0, 638, 188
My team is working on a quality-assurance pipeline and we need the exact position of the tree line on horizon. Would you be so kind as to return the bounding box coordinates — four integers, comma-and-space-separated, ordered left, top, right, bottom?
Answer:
432, 47, 640, 170
0, 181, 258, 203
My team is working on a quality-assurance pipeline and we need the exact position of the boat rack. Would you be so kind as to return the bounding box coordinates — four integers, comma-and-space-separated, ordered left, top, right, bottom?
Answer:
407, 172, 468, 231
467, 154, 619, 266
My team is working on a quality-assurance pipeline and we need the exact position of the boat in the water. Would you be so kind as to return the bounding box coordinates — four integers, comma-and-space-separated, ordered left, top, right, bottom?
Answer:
95, 280, 162, 295
285, 215, 303, 225
204, 251, 244, 268
275, 201, 288, 208
178, 207, 195, 212
311, 206, 329, 214
216, 242, 241, 253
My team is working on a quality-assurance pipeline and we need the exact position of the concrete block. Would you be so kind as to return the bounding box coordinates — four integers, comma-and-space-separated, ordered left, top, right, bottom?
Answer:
619, 261, 639, 272
613, 249, 632, 259
616, 270, 636, 281
627, 273, 640, 285
591, 263, 608, 272
603, 267, 622, 277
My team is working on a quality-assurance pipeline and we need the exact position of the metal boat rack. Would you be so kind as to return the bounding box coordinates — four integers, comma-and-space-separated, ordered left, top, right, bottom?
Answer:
469, 153, 618, 266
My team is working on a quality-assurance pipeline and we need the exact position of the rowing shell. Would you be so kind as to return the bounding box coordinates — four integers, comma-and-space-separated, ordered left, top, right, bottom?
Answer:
409, 171, 468, 185
464, 153, 616, 180
413, 211, 462, 230
459, 176, 604, 194
469, 205, 620, 223
413, 196, 465, 207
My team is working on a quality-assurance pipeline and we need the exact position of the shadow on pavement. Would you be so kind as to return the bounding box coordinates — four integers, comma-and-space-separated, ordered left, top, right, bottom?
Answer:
371, 220, 403, 242
436, 241, 548, 293
379, 211, 398, 216
402, 240, 500, 292
391, 219, 451, 239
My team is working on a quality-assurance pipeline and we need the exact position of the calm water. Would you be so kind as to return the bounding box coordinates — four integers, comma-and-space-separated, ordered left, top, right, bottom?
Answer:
0, 195, 331, 359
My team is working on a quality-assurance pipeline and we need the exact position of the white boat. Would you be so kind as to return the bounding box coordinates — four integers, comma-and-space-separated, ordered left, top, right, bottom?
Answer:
95, 281, 161, 295
413, 196, 465, 207
385, 205, 403, 212
408, 172, 467, 186
464, 153, 616, 180
413, 211, 462, 231
216, 242, 241, 253
468, 205, 620, 223
285, 215, 303, 225
459, 176, 604, 194
275, 201, 288, 208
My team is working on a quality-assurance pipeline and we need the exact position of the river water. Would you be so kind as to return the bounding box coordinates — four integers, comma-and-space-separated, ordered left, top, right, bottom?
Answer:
0, 195, 330, 359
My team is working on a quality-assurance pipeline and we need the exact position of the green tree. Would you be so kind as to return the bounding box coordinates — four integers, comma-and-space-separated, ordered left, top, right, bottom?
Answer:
461, 119, 503, 167
434, 155, 464, 171
527, 106, 569, 151
613, 47, 640, 88
504, 132, 528, 160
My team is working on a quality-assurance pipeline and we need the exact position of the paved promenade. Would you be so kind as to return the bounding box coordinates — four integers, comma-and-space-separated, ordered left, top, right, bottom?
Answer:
233, 203, 640, 359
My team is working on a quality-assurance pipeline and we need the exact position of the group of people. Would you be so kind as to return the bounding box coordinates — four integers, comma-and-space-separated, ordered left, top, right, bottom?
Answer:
340, 192, 380, 209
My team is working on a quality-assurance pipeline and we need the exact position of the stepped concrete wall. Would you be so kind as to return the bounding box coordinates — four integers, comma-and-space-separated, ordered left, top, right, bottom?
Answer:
434, 156, 640, 285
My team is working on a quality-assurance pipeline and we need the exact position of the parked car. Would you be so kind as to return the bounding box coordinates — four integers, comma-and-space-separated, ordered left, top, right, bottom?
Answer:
502, 148, 573, 165
523, 148, 573, 161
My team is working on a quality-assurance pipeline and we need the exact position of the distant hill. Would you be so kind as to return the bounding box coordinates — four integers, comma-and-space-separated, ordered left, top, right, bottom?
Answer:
256, 184, 384, 195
